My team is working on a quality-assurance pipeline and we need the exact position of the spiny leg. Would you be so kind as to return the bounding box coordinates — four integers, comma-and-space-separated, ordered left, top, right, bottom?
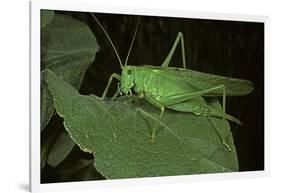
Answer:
110, 82, 121, 101
161, 32, 186, 69
102, 73, 121, 99
141, 106, 165, 144
161, 84, 227, 123
160, 84, 231, 150
220, 85, 231, 151
161, 85, 226, 107
91, 73, 121, 100
140, 93, 166, 143
137, 108, 167, 144
151, 106, 165, 143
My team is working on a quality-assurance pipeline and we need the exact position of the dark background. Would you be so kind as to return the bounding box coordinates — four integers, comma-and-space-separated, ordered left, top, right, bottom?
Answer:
42, 10, 264, 182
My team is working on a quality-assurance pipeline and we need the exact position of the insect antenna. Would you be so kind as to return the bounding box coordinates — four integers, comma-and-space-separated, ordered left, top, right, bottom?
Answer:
124, 17, 140, 66
91, 13, 124, 69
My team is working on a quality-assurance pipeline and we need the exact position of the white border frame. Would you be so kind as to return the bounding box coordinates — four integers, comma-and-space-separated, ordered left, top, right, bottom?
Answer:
30, 0, 270, 192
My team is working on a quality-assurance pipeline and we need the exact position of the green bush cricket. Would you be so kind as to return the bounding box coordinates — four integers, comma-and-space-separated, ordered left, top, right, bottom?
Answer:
91, 13, 254, 145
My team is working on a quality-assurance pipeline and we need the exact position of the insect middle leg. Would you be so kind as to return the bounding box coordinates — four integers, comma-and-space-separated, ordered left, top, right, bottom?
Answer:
162, 32, 186, 69
139, 93, 166, 143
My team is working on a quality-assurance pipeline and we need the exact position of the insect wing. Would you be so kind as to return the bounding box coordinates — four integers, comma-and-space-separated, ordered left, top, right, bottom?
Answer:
141, 65, 254, 96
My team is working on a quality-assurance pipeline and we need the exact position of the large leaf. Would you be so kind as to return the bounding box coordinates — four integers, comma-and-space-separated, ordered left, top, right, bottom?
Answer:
41, 13, 98, 130
44, 69, 238, 179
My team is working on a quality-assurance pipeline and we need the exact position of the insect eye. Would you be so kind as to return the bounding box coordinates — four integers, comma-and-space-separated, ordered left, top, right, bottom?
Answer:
127, 69, 132, 75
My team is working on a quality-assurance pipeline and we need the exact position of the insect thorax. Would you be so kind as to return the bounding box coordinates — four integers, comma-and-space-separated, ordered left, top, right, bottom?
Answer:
130, 66, 187, 99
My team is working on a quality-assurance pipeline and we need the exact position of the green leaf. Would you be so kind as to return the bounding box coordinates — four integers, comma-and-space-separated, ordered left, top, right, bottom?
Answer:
47, 130, 76, 167
41, 10, 54, 28
41, 13, 98, 130
44, 69, 238, 179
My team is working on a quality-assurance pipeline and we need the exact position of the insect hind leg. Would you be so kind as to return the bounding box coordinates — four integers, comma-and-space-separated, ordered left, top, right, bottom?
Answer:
162, 84, 227, 120
160, 84, 233, 150
162, 32, 186, 69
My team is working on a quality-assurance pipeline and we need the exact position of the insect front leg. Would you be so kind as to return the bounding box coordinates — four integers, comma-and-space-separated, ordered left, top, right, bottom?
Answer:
91, 73, 121, 100
102, 73, 121, 99
162, 32, 186, 69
